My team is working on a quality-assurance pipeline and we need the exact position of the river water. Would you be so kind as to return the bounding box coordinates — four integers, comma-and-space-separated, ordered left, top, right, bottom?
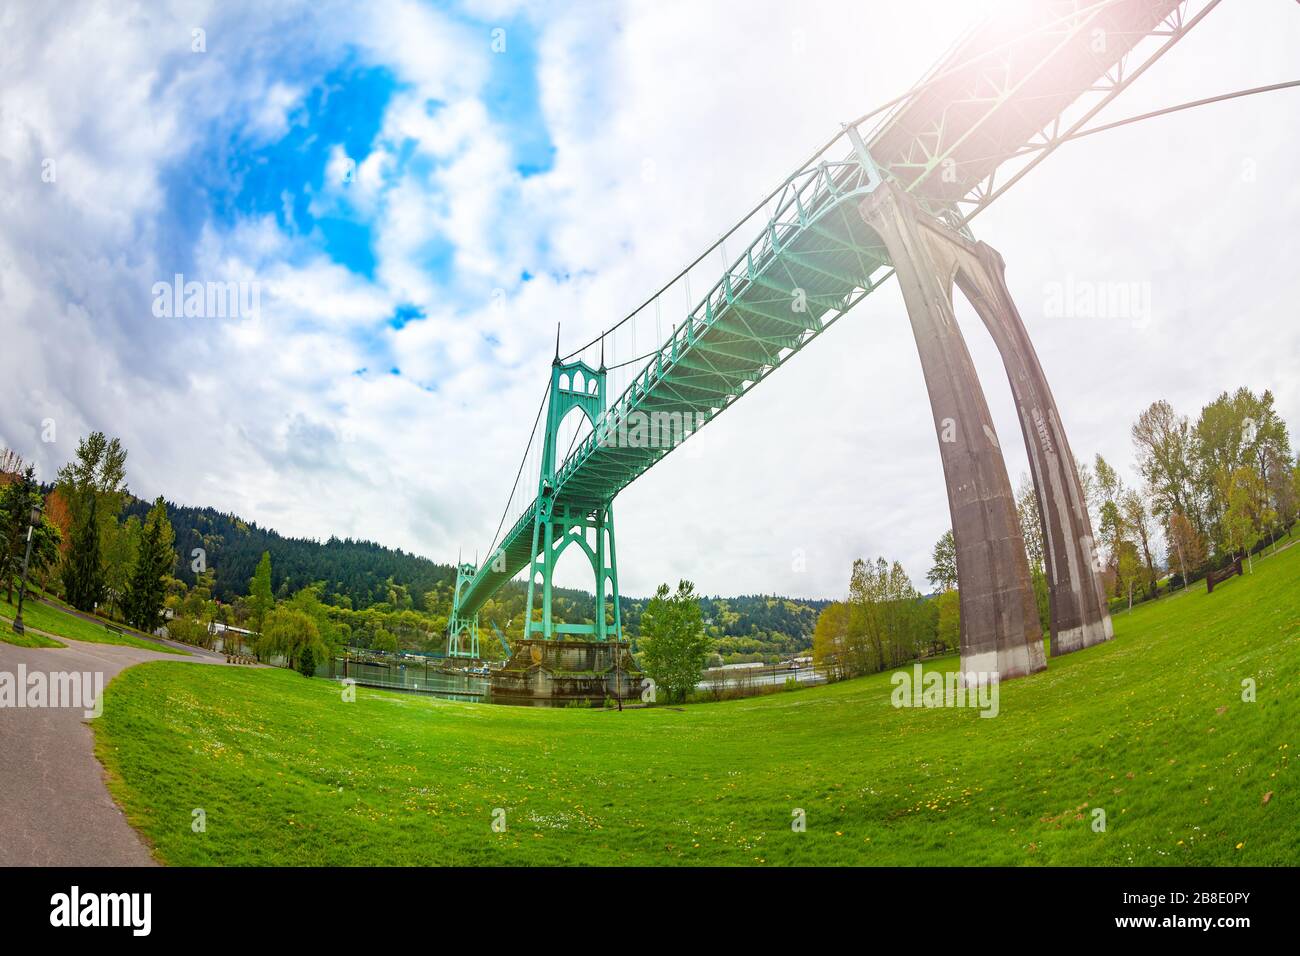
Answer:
328, 658, 487, 701
322, 658, 826, 703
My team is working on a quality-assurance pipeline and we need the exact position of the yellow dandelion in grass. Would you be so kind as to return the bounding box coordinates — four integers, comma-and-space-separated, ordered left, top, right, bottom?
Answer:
1236, 842, 1244, 849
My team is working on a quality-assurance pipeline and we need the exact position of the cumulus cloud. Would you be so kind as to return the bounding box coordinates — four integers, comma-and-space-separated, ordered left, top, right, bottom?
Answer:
1, 0, 1297, 604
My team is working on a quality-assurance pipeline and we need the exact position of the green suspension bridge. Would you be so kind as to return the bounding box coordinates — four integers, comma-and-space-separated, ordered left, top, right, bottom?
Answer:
446, 0, 1261, 657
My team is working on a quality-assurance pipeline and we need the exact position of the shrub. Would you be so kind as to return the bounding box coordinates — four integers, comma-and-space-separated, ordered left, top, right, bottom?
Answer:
297, 643, 317, 678
257, 608, 324, 671
168, 616, 212, 648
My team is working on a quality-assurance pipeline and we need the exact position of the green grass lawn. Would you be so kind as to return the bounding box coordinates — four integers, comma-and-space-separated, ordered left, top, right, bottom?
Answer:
0, 596, 188, 655
93, 542, 1299, 866
0, 612, 64, 648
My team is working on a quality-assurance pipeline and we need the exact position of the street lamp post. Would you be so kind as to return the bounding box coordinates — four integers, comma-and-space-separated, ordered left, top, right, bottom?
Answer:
12, 502, 42, 636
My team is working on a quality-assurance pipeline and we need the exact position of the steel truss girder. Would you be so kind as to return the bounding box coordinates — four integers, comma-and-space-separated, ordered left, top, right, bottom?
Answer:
453, 1, 1210, 624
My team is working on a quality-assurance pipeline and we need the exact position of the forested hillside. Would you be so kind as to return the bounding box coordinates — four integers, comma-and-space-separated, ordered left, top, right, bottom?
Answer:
117, 496, 823, 659
123, 498, 454, 610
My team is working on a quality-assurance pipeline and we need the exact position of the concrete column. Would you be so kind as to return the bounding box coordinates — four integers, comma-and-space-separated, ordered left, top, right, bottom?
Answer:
952, 242, 1113, 655
859, 184, 1045, 680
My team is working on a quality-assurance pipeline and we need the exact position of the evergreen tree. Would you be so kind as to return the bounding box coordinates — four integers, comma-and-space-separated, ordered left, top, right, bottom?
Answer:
124, 498, 175, 632
0, 465, 62, 603
64, 494, 105, 612
297, 643, 318, 678
249, 550, 274, 633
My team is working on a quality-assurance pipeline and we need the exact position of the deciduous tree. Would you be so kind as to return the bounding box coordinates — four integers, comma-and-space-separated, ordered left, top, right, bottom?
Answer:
638, 579, 711, 704
934, 588, 960, 652
1115, 541, 1143, 611
54, 431, 129, 580
1166, 510, 1206, 586
102, 515, 140, 619
256, 608, 325, 671
1194, 389, 1290, 552
1219, 466, 1272, 572
926, 529, 957, 592
1132, 399, 1200, 531
849, 557, 929, 673
1121, 489, 1160, 600
812, 601, 850, 680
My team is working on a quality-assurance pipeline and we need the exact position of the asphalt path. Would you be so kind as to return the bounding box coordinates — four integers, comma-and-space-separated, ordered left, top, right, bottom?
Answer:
0, 625, 230, 866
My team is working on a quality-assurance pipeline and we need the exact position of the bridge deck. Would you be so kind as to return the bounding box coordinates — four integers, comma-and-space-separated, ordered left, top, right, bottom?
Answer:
457, 0, 1193, 619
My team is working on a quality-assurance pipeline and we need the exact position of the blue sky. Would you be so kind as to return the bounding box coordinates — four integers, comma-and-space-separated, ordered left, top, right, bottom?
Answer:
143, 5, 566, 399
161, 12, 553, 291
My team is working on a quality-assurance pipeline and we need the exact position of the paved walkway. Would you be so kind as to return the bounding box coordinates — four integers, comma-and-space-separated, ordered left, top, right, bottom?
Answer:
0, 630, 228, 866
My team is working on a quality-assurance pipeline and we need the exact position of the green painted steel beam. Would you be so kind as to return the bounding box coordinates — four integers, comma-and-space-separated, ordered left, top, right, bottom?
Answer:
451, 1, 1206, 628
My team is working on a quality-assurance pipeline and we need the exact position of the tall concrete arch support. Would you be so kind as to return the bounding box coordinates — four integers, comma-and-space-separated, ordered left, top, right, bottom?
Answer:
861, 182, 1111, 673
953, 243, 1113, 655
859, 184, 1045, 680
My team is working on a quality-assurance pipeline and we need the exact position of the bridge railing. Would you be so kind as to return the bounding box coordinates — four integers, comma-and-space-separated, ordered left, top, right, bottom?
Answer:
551, 147, 884, 501
469, 0, 1212, 608
474, 26, 954, 573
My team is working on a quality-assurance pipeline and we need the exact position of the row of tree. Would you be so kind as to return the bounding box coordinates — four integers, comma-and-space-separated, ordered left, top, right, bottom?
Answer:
811, 385, 1299, 680
1, 434, 175, 635
111, 483, 828, 659
1090, 388, 1297, 606
7, 432, 828, 664
812, 558, 943, 680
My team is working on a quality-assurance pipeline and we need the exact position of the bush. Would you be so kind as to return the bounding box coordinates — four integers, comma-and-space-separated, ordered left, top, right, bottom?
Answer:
168, 616, 212, 648
257, 608, 323, 670
297, 643, 317, 678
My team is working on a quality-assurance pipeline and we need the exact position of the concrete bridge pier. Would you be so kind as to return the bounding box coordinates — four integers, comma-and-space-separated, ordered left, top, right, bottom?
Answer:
859, 184, 1045, 680
955, 242, 1113, 655
490, 639, 642, 707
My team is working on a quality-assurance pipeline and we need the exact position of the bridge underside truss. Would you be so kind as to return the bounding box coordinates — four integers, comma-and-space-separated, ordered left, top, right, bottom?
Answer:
460, 154, 895, 623
450, 1, 1211, 669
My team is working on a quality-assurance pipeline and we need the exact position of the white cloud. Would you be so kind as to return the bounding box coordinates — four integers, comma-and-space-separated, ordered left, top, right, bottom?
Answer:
246, 82, 305, 142
1, 0, 1297, 610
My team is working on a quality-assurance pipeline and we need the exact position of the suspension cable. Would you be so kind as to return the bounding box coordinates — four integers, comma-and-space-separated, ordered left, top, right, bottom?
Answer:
485, 380, 550, 560
1051, 80, 1300, 145
547, 22, 1290, 484
583, 81, 1294, 396
483, 1, 1263, 581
